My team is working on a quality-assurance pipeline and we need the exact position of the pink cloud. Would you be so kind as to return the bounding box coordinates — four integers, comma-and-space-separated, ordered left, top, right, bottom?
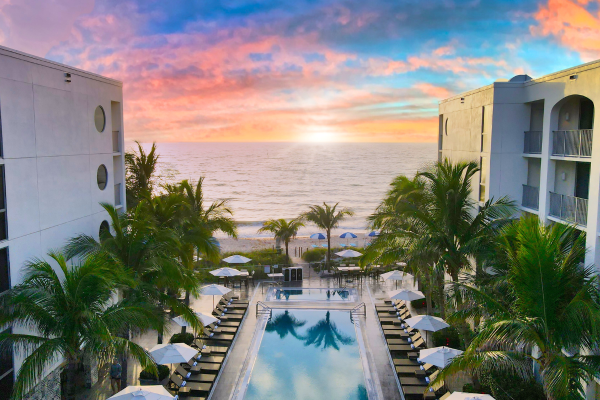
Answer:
415, 83, 452, 99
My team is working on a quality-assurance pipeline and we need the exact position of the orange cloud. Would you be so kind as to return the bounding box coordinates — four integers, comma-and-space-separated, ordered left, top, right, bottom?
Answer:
414, 83, 452, 99
532, 0, 600, 61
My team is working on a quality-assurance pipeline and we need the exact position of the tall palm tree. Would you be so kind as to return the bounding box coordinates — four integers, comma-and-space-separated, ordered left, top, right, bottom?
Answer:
258, 218, 305, 256
436, 216, 600, 400
265, 310, 306, 339
125, 141, 159, 208
0, 251, 160, 400
303, 203, 354, 267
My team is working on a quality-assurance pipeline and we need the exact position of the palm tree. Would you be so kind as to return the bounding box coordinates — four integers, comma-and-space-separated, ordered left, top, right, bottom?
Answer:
265, 311, 306, 339
436, 216, 600, 400
258, 218, 305, 256
0, 251, 160, 400
125, 141, 159, 208
303, 203, 354, 267
301, 311, 354, 351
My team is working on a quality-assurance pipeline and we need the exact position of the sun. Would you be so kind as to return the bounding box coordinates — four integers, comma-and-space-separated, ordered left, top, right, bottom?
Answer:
304, 126, 338, 142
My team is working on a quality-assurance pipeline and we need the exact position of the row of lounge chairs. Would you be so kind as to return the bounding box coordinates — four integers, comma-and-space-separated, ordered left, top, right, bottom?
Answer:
375, 300, 448, 400
167, 293, 249, 400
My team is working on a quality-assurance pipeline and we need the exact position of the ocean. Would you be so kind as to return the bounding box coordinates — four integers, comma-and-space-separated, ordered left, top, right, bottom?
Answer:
132, 142, 437, 238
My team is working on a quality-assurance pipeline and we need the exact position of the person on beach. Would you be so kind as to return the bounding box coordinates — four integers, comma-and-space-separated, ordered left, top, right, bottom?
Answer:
110, 358, 122, 394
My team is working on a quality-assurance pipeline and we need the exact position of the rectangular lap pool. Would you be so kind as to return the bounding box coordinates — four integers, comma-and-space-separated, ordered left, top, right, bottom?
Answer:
265, 287, 358, 302
243, 309, 368, 400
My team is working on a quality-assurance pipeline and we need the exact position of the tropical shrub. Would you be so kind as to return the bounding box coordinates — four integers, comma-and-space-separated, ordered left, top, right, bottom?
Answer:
169, 332, 194, 345
432, 325, 463, 349
302, 248, 327, 262
139, 365, 170, 381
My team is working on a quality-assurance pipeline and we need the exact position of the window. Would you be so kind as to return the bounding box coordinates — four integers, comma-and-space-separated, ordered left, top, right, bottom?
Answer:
0, 99, 3, 158
0, 247, 8, 294
97, 165, 108, 190
479, 156, 488, 202
99, 220, 110, 238
94, 106, 106, 133
445, 118, 449, 136
438, 114, 444, 151
0, 328, 14, 397
0, 165, 6, 241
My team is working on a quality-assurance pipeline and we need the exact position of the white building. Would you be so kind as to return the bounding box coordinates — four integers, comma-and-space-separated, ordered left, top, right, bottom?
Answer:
439, 61, 600, 398
0, 45, 126, 399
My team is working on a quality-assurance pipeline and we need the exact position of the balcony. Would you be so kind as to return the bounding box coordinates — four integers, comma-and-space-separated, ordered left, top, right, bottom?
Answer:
549, 192, 588, 226
552, 129, 593, 158
112, 131, 121, 153
114, 183, 122, 206
522, 185, 539, 210
524, 131, 542, 154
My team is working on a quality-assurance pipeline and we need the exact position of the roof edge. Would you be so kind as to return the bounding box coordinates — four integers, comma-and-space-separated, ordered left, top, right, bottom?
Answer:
0, 45, 122, 87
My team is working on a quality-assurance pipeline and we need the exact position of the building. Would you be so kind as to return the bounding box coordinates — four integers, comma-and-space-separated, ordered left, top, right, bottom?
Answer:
438, 61, 600, 398
0, 45, 126, 399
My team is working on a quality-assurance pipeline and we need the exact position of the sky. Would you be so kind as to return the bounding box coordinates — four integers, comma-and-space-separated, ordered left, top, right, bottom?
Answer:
0, 0, 597, 143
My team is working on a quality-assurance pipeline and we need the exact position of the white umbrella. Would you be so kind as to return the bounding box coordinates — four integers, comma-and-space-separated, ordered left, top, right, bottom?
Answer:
419, 346, 463, 368
335, 249, 363, 258
109, 386, 174, 400
381, 270, 405, 288
222, 255, 252, 264
210, 267, 241, 278
200, 284, 232, 308
404, 315, 450, 345
196, 311, 219, 327
389, 288, 425, 301
149, 343, 198, 367
446, 393, 495, 400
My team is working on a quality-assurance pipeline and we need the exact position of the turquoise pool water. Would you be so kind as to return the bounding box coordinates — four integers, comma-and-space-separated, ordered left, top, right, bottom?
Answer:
269, 288, 353, 301
244, 309, 368, 400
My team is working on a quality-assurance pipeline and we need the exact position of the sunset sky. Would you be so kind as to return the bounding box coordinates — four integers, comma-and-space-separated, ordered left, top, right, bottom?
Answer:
0, 0, 597, 142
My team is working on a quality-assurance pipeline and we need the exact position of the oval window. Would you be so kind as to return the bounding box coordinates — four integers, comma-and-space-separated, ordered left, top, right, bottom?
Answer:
97, 165, 108, 190
99, 220, 110, 238
94, 106, 106, 132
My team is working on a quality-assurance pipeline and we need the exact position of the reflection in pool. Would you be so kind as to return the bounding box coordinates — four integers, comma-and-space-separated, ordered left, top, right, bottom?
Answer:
244, 309, 368, 400
270, 288, 353, 301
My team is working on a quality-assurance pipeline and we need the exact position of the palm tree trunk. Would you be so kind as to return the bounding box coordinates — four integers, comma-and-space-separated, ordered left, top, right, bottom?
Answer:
424, 266, 433, 315
64, 356, 78, 400
285, 240, 289, 257
327, 229, 331, 269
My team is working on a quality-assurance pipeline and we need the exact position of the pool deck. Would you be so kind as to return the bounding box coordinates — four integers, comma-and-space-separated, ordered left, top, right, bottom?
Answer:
208, 263, 408, 400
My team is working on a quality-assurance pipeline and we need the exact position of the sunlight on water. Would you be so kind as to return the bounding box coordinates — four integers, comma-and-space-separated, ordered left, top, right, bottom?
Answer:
131, 142, 437, 237
245, 309, 368, 400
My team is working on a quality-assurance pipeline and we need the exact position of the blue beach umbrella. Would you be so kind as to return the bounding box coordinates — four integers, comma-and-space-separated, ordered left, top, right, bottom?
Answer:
339, 232, 357, 239
368, 231, 379, 237
310, 233, 326, 240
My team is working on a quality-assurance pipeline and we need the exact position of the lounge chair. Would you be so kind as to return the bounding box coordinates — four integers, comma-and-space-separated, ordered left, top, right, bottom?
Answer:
401, 385, 428, 399
168, 373, 212, 395
175, 365, 217, 383
393, 357, 420, 366
439, 392, 451, 400
215, 304, 245, 315
387, 338, 426, 351
193, 339, 228, 353
384, 330, 410, 338
208, 325, 237, 334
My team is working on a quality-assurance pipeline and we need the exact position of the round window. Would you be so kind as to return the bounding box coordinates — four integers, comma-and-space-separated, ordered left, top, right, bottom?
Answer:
99, 220, 110, 238
94, 106, 106, 132
97, 165, 108, 190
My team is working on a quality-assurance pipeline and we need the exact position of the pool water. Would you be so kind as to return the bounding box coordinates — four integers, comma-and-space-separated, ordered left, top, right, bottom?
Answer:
245, 309, 368, 400
268, 288, 354, 301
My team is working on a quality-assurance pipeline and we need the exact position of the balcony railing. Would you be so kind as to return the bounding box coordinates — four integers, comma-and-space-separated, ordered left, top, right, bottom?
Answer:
522, 185, 540, 210
524, 131, 542, 154
549, 192, 588, 226
114, 183, 122, 206
112, 131, 120, 153
552, 129, 593, 158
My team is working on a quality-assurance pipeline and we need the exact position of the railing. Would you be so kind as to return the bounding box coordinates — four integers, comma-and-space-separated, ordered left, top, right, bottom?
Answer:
112, 131, 120, 153
351, 302, 366, 317
114, 183, 122, 206
522, 184, 540, 210
549, 192, 588, 226
552, 129, 593, 157
524, 131, 542, 154
256, 301, 272, 319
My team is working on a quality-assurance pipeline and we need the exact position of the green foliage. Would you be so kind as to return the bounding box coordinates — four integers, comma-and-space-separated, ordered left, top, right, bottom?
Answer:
125, 141, 159, 208
258, 218, 304, 256
432, 325, 463, 349
169, 332, 194, 345
477, 369, 546, 400
302, 248, 328, 262
139, 364, 170, 381
303, 202, 354, 265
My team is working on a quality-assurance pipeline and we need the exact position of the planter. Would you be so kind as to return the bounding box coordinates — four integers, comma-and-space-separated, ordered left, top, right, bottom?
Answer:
138, 378, 161, 385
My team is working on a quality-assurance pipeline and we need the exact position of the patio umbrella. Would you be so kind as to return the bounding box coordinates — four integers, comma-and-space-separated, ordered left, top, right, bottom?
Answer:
404, 315, 450, 346
367, 231, 379, 237
335, 249, 363, 258
149, 343, 198, 373
389, 288, 425, 302
446, 393, 495, 400
109, 386, 174, 400
381, 270, 405, 288
310, 233, 326, 240
419, 346, 463, 368
339, 232, 357, 238
210, 267, 241, 278
200, 284, 232, 308
222, 255, 252, 264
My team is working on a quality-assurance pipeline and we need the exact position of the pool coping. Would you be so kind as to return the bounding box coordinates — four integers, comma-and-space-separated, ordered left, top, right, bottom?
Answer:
264, 286, 360, 302
229, 305, 384, 400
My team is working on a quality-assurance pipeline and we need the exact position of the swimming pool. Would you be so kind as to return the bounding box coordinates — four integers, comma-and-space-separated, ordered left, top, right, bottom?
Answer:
265, 287, 358, 302
243, 309, 368, 400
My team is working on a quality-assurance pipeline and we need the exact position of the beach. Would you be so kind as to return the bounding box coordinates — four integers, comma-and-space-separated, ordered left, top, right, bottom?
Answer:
218, 235, 368, 253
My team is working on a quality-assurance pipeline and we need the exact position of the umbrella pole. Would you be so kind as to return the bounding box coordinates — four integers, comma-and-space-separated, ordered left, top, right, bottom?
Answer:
213, 295, 215, 309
